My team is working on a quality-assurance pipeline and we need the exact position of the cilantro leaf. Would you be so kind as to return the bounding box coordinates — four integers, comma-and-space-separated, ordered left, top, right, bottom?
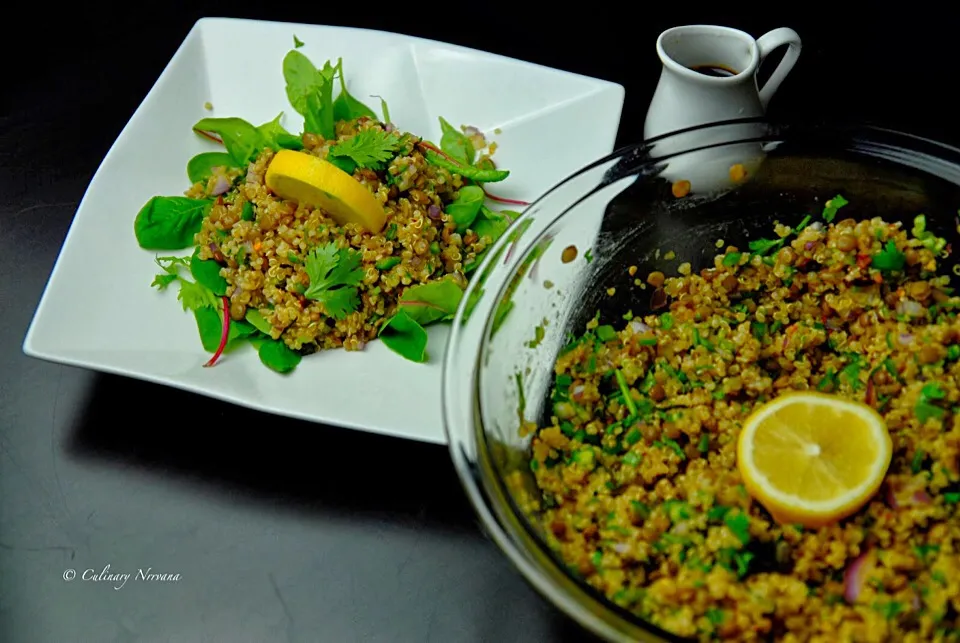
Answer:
822, 194, 848, 222
293, 34, 304, 48
748, 237, 784, 256
152, 255, 218, 311
303, 242, 364, 320
871, 241, 906, 273
438, 116, 475, 165
328, 129, 401, 169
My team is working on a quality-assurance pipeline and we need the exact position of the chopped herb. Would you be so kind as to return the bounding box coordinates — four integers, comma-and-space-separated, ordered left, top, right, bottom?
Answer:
614, 370, 638, 417
623, 451, 642, 466
698, 434, 710, 453
585, 249, 594, 263
630, 501, 651, 519
293, 34, 305, 48
722, 252, 741, 267
822, 194, 849, 222
375, 256, 401, 271
872, 600, 904, 620
637, 337, 658, 346
840, 355, 864, 391
916, 383, 947, 424
912, 214, 948, 254
706, 608, 726, 626
945, 492, 960, 504
749, 237, 784, 256
911, 449, 927, 474
818, 368, 837, 391
596, 325, 618, 342
871, 241, 906, 273
724, 511, 751, 545
948, 345, 960, 361
751, 322, 768, 340
624, 428, 642, 446
664, 500, 692, 523
914, 544, 940, 561
660, 313, 675, 330
655, 438, 685, 460
707, 505, 730, 522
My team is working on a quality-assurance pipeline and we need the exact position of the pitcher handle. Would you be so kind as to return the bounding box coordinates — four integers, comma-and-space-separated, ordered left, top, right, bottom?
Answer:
756, 28, 802, 109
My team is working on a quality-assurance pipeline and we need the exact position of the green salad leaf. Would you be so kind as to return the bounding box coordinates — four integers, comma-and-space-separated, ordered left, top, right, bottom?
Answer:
189, 247, 228, 296
332, 59, 378, 122
378, 310, 428, 363
397, 280, 464, 325
872, 241, 906, 273
192, 117, 264, 166
257, 112, 304, 151
423, 149, 509, 183
186, 152, 236, 184
135, 197, 211, 250
446, 185, 486, 232
439, 116, 475, 165
258, 339, 302, 373
283, 50, 337, 140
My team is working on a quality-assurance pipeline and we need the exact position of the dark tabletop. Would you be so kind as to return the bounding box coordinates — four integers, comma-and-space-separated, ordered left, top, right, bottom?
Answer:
2, 7, 957, 643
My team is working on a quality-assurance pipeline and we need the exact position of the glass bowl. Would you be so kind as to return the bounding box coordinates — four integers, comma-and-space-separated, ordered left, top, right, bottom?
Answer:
440, 118, 960, 642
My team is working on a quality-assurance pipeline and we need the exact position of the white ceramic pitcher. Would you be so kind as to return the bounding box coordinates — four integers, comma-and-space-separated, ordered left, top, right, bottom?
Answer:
643, 25, 801, 195
644, 25, 802, 139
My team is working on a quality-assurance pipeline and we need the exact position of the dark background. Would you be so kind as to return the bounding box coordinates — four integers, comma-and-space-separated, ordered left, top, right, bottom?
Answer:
2, 6, 956, 643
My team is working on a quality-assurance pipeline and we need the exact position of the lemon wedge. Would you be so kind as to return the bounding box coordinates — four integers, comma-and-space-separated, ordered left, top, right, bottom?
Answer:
737, 391, 892, 528
265, 149, 386, 233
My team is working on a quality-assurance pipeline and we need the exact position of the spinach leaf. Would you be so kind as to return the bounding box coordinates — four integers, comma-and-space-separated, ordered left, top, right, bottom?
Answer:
187, 152, 236, 184
245, 309, 274, 335
193, 309, 256, 354
283, 50, 336, 140
134, 196, 211, 250
379, 309, 428, 363
397, 280, 464, 326
464, 207, 511, 272
189, 247, 228, 296
257, 113, 304, 151
438, 116, 474, 165
446, 185, 486, 232
258, 338, 302, 373
332, 59, 377, 122
192, 117, 264, 167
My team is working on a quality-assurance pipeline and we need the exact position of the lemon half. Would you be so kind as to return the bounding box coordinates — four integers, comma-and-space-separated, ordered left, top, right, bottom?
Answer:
737, 391, 893, 528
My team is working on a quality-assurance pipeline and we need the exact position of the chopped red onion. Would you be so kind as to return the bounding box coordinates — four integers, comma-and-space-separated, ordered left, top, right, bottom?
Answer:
384, 123, 395, 132
805, 241, 815, 250
612, 542, 630, 554
427, 205, 442, 220
898, 333, 914, 345
629, 320, 651, 334
211, 174, 231, 196
464, 126, 480, 137
844, 551, 872, 603
571, 384, 585, 401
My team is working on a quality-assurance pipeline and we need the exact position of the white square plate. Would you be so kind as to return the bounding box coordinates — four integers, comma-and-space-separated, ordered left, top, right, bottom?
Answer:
23, 17, 625, 444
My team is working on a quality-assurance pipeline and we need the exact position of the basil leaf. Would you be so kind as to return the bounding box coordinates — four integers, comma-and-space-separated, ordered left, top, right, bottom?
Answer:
379, 310, 428, 363
192, 117, 264, 167
134, 196, 211, 250
186, 152, 236, 184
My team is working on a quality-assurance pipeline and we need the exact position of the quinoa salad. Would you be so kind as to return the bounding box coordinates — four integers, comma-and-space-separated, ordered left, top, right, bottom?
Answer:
512, 198, 960, 641
133, 39, 527, 373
